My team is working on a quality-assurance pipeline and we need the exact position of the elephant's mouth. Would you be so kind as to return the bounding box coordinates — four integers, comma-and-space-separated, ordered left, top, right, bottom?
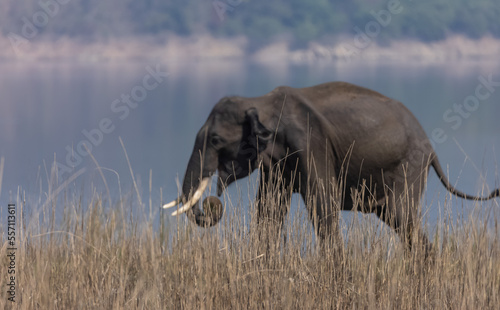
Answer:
216, 166, 233, 196
216, 159, 253, 196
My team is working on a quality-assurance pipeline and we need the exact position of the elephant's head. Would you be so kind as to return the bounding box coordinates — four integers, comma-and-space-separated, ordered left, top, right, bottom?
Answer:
164, 97, 276, 227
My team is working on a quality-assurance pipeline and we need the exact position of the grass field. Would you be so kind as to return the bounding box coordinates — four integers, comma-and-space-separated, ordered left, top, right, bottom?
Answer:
1, 176, 499, 309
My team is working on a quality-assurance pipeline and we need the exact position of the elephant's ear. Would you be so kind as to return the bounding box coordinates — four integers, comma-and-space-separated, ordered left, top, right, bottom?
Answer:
245, 108, 273, 146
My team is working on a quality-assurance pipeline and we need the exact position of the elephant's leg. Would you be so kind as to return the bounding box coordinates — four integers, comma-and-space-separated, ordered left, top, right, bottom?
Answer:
256, 172, 292, 223
256, 187, 290, 227
375, 163, 434, 255
255, 175, 292, 253
305, 188, 342, 253
375, 193, 431, 254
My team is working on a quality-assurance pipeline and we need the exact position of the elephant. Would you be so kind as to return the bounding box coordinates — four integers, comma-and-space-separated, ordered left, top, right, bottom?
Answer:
164, 81, 500, 251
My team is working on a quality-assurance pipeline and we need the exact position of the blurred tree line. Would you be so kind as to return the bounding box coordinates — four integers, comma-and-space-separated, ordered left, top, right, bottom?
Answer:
2, 0, 499, 46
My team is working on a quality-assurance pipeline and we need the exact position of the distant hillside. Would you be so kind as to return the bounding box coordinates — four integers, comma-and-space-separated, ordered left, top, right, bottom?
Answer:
2, 0, 500, 49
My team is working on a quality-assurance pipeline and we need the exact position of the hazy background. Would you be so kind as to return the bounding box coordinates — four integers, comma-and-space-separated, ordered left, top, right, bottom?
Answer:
2, 0, 500, 46
1, 0, 499, 231
2, 0, 500, 62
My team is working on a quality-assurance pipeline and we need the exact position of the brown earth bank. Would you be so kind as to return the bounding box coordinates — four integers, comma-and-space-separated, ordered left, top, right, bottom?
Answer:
2, 34, 500, 64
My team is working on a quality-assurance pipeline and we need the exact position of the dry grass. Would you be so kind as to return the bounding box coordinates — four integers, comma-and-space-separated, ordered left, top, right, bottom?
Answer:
1, 177, 499, 310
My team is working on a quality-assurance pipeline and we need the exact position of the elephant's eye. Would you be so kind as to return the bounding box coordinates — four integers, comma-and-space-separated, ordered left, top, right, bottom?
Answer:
210, 135, 224, 147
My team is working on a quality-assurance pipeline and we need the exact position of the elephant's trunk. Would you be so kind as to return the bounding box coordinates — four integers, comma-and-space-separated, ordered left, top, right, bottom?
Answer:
163, 144, 223, 227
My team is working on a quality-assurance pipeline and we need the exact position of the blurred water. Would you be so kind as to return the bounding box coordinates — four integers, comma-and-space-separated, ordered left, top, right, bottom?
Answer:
1, 61, 499, 230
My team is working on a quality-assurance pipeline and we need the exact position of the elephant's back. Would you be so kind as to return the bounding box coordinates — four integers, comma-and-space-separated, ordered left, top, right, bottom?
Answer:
298, 82, 427, 140
298, 81, 432, 171
298, 81, 391, 106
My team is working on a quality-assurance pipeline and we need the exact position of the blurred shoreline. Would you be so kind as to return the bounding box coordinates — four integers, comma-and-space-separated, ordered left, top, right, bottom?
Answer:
2, 34, 500, 64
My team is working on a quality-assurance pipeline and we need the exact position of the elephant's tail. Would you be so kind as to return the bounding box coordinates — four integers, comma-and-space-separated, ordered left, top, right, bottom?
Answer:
431, 153, 500, 201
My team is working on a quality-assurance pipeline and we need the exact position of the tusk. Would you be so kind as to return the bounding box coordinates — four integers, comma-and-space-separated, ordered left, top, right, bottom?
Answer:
162, 196, 182, 209
171, 178, 210, 216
